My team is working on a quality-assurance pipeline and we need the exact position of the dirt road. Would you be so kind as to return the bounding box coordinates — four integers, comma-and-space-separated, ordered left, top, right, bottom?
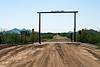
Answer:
0, 42, 100, 67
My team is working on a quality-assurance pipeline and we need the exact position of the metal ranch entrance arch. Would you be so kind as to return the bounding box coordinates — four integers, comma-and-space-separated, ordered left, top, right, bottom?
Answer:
37, 11, 78, 44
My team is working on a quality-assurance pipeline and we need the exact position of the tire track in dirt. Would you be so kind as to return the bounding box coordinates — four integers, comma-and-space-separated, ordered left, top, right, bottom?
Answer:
0, 45, 34, 62
54, 43, 66, 65
32, 45, 50, 67
0, 43, 100, 67
7, 44, 48, 67
59, 43, 84, 67
0, 46, 22, 58
65, 44, 87, 67
70, 44, 100, 67
85, 49, 100, 60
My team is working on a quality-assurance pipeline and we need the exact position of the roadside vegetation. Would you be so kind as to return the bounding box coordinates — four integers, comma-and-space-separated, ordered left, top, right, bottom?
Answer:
77, 29, 100, 46
0, 28, 100, 47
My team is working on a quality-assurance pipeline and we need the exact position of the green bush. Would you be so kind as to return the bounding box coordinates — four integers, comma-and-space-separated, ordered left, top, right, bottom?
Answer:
77, 29, 100, 45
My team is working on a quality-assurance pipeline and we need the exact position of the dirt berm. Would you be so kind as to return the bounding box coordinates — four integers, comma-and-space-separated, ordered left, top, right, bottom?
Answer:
0, 42, 100, 67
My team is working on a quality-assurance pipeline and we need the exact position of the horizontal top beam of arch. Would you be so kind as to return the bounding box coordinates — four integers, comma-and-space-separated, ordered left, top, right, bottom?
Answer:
37, 11, 78, 14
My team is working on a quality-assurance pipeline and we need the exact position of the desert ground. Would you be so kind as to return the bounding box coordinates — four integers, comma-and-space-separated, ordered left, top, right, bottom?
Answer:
0, 42, 100, 67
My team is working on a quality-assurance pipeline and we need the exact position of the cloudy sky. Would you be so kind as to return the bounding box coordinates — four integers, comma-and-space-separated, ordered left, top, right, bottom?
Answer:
0, 0, 100, 32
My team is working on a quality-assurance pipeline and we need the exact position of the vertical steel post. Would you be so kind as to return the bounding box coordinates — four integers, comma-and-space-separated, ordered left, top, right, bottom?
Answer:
39, 13, 41, 44
74, 13, 76, 42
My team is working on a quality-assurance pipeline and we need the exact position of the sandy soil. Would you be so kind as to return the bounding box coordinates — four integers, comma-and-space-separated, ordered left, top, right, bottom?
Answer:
0, 42, 100, 67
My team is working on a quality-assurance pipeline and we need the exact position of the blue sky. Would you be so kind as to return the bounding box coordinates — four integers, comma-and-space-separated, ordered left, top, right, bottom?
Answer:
0, 0, 100, 32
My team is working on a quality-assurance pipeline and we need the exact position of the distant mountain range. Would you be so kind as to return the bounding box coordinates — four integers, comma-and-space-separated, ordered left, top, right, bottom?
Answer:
7, 28, 20, 34
86, 29, 98, 33
3, 28, 99, 34
7, 28, 29, 34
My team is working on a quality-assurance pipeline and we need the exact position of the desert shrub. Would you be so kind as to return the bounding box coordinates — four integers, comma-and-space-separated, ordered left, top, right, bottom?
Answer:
77, 29, 100, 45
